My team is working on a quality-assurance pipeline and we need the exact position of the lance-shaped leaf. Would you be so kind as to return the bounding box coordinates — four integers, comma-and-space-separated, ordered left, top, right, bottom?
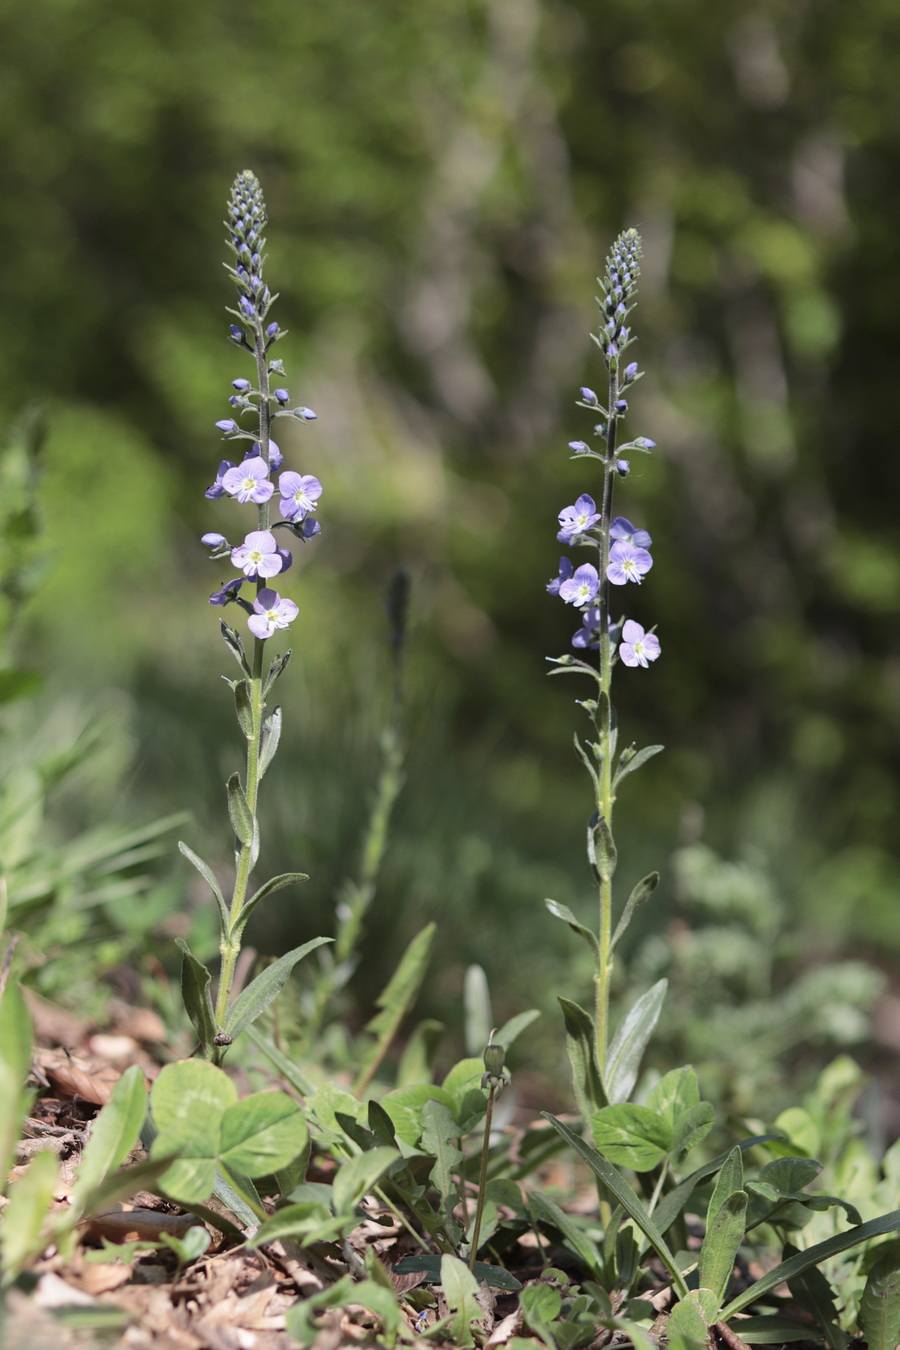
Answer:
859, 1253, 900, 1350
354, 923, 435, 1094
220, 620, 250, 675
178, 842, 229, 933
0, 1149, 58, 1280
71, 1064, 146, 1212
604, 978, 667, 1104
720, 1210, 900, 1320
542, 1112, 690, 1299
707, 1147, 744, 1229
698, 1189, 747, 1309
233, 871, 309, 937
785, 1245, 848, 1350
264, 650, 291, 696
226, 773, 254, 847
611, 872, 659, 952
421, 1100, 463, 1230
573, 732, 600, 792
233, 680, 254, 738
588, 812, 617, 882
614, 743, 664, 789
176, 938, 217, 1058
0, 982, 32, 1187
223, 937, 332, 1042
441, 1254, 482, 1349
332, 1146, 400, 1216
258, 707, 282, 779
546, 898, 600, 962
528, 1190, 603, 1279
559, 996, 607, 1117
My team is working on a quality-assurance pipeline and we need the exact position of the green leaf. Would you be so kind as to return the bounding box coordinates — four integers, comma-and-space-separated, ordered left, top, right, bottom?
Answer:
235, 871, 309, 935
707, 1147, 744, 1228
646, 1065, 699, 1124
160, 1226, 211, 1266
785, 1245, 847, 1350
699, 1189, 747, 1309
264, 651, 292, 697
226, 772, 255, 847
332, 1146, 400, 1216
219, 1093, 308, 1177
720, 1210, 900, 1320
588, 813, 616, 881
71, 1155, 183, 1221
545, 898, 600, 962
558, 996, 607, 1118
367, 1100, 399, 1148
245, 1025, 318, 1097
520, 1282, 563, 1332
730, 1314, 831, 1343
233, 680, 254, 738
493, 1007, 541, 1051
528, 1191, 603, 1279
175, 938, 218, 1057
421, 1099, 463, 1225
177, 842, 229, 934
220, 621, 250, 675
440, 1253, 482, 1348
614, 743, 664, 789
0, 668, 43, 705
0, 982, 32, 1186
394, 1253, 521, 1292
610, 872, 659, 952
71, 1065, 146, 1213
591, 1104, 671, 1172
673, 1102, 716, 1157
354, 923, 436, 1094
378, 1084, 455, 1148
258, 707, 282, 779
150, 1060, 233, 1203
859, 1254, 900, 1350
541, 1112, 690, 1299
223, 937, 332, 1041
604, 978, 667, 1104
0, 1148, 58, 1280
667, 1292, 711, 1345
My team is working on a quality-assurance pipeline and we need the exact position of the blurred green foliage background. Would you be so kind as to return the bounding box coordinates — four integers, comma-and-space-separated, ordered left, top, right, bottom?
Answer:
2, 0, 899, 1083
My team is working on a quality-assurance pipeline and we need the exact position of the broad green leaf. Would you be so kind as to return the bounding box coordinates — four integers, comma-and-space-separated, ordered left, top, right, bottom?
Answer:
528, 1191, 603, 1279
249, 1200, 341, 1248
178, 843, 229, 933
378, 1085, 455, 1148
859, 1254, 900, 1350
591, 1104, 671, 1172
755, 1156, 822, 1195
558, 996, 607, 1118
673, 1102, 716, 1158
354, 923, 436, 1094
394, 1253, 522, 1292
542, 1112, 689, 1299
785, 1245, 847, 1350
71, 1064, 146, 1212
0, 1148, 58, 1280
160, 1225, 211, 1266
668, 1290, 713, 1344
421, 1099, 463, 1200
334, 1110, 377, 1152
0, 982, 32, 1186
441, 1057, 485, 1106
646, 1065, 699, 1126
235, 871, 308, 934
440, 1253, 482, 1349
223, 937, 332, 1041
220, 1092, 308, 1176
233, 679, 254, 738
610, 872, 659, 952
614, 743, 664, 788
310, 1082, 363, 1139
545, 898, 600, 962
175, 938, 217, 1057
332, 1146, 400, 1216
699, 1189, 747, 1308
604, 978, 667, 1105
707, 1147, 744, 1228
367, 1099, 399, 1148
520, 1282, 562, 1331
226, 772, 254, 846
720, 1210, 900, 1320
151, 1059, 236, 1134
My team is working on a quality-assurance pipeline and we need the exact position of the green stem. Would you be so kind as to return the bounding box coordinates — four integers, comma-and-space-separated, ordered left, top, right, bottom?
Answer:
468, 1084, 496, 1271
594, 365, 619, 1075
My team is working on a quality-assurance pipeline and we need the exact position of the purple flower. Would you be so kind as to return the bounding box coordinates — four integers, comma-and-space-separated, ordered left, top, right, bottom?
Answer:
274, 545, 293, 573
547, 557, 574, 596
615, 399, 628, 413
201, 533, 227, 549
624, 362, 638, 381
559, 563, 600, 607
580, 387, 598, 405
572, 606, 600, 650
231, 530, 284, 579
216, 419, 238, 434
293, 517, 321, 541
274, 388, 289, 404
266, 322, 279, 338
557, 494, 600, 544
279, 471, 322, 520
232, 378, 251, 392
610, 517, 652, 549
568, 441, 590, 452
247, 588, 299, 640
619, 619, 660, 668
239, 296, 254, 319
252, 438, 283, 470
209, 578, 244, 607
228, 324, 245, 344
205, 459, 235, 499
294, 406, 317, 421
607, 540, 653, 586
222, 456, 275, 505
616, 460, 630, 478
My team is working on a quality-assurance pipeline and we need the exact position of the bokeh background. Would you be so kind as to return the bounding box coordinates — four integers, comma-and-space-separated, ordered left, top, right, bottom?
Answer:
3, 0, 899, 1105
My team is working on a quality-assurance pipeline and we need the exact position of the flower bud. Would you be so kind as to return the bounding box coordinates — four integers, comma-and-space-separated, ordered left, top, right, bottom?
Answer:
232, 378, 251, 392
580, 387, 598, 405
483, 1041, 506, 1079
274, 388, 289, 404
